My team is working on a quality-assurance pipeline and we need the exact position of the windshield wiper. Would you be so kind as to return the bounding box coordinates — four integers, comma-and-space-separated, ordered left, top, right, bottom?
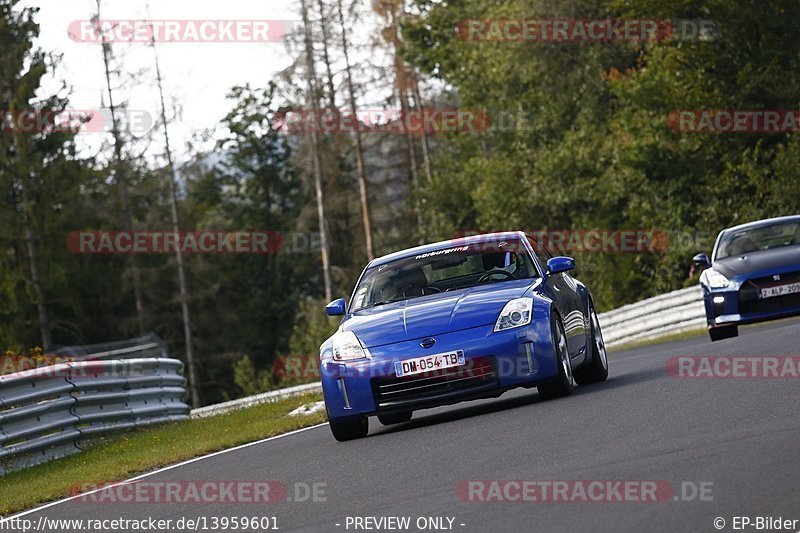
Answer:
371, 298, 405, 308
351, 298, 407, 313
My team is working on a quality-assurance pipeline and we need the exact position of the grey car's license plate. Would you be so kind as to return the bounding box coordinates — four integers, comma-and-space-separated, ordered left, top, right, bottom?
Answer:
759, 282, 800, 299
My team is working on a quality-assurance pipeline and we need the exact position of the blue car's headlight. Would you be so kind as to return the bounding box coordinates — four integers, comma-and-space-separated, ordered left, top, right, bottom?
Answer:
332, 331, 370, 361
702, 269, 731, 289
494, 298, 533, 332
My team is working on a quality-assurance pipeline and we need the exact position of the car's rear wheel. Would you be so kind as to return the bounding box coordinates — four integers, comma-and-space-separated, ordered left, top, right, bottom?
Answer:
377, 412, 412, 425
537, 314, 574, 400
709, 325, 738, 341
329, 416, 369, 441
574, 303, 609, 385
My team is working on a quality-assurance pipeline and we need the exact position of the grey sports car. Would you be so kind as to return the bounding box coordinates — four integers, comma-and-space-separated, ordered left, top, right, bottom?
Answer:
693, 215, 800, 341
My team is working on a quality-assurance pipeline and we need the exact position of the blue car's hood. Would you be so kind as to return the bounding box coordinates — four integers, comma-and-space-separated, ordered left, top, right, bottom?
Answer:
343, 280, 533, 348
714, 245, 800, 279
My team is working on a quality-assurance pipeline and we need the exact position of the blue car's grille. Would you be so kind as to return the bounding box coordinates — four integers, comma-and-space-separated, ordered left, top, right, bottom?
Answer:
738, 270, 800, 315
371, 357, 497, 410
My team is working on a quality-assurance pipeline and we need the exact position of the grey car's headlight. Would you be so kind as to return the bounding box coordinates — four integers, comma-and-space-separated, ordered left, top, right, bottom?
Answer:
495, 298, 533, 332
332, 331, 370, 361
703, 269, 730, 289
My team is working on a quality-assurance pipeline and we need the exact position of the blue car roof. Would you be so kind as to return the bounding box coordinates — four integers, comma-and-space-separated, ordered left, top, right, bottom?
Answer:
368, 231, 528, 268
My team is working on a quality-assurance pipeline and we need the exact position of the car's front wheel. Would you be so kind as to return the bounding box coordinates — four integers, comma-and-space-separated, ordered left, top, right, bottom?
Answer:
574, 303, 609, 385
537, 314, 574, 400
709, 325, 738, 341
329, 416, 369, 441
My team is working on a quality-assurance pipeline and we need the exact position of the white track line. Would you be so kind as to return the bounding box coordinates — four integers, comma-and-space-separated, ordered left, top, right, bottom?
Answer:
1, 422, 329, 523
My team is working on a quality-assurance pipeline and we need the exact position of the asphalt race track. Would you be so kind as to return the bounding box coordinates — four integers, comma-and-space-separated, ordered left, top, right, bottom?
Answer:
13, 317, 800, 533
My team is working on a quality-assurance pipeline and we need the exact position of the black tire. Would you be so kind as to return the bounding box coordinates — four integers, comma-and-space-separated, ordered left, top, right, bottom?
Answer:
574, 303, 609, 385
377, 412, 413, 425
329, 416, 369, 441
709, 325, 738, 342
537, 314, 574, 400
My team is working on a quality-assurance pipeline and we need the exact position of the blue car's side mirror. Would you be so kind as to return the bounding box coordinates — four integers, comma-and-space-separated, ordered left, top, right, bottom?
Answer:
325, 298, 347, 316
692, 253, 711, 269
547, 256, 576, 275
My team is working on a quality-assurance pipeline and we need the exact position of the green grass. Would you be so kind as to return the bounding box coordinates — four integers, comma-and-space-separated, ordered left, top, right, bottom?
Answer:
608, 328, 707, 352
0, 393, 326, 516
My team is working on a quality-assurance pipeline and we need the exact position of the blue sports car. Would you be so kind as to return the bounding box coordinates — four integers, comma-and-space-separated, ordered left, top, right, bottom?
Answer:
320, 231, 608, 441
693, 215, 800, 342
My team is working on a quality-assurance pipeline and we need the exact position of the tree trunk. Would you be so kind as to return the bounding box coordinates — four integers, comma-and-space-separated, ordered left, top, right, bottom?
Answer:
411, 81, 433, 185
410, 81, 433, 239
95, 1, 146, 335
337, 0, 375, 260
316, 0, 338, 110
23, 224, 52, 351
151, 31, 202, 408
398, 87, 425, 242
378, 1, 426, 242
6, 95, 53, 351
301, 0, 333, 301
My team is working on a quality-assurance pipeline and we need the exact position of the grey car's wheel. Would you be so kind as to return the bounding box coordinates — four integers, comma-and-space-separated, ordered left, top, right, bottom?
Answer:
574, 303, 609, 385
378, 412, 412, 425
329, 416, 369, 441
538, 314, 574, 400
709, 325, 738, 342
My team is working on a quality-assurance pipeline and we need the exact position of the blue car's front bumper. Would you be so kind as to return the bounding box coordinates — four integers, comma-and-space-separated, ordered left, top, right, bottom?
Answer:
321, 319, 559, 421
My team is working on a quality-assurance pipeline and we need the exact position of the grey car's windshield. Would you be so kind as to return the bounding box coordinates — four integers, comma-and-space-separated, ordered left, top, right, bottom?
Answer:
716, 221, 800, 260
351, 239, 537, 312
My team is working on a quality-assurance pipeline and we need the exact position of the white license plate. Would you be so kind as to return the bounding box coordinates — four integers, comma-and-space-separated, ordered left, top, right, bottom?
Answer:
394, 351, 465, 377
759, 281, 800, 299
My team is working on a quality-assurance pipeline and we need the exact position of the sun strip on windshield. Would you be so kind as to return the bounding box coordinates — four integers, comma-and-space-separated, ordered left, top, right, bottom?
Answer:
414, 246, 470, 260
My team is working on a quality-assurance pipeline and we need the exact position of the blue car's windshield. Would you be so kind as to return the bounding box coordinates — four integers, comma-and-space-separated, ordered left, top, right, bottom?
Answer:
716, 220, 800, 260
351, 238, 537, 312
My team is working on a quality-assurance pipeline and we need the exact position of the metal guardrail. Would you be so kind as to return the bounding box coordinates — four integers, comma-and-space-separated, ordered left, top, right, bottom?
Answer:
0, 336, 189, 475
598, 286, 705, 348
